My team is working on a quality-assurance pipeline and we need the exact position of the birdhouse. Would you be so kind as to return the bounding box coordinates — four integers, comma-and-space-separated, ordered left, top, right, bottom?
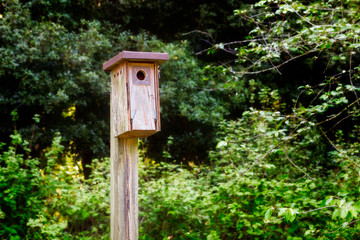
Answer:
103, 51, 169, 138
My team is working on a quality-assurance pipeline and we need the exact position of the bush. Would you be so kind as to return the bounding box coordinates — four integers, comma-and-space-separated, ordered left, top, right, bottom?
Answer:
138, 106, 360, 239
0, 130, 110, 239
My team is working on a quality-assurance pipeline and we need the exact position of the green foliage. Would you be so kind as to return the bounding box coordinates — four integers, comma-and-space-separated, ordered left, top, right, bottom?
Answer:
145, 41, 232, 162
1, 108, 359, 239
1, 0, 113, 174
139, 162, 205, 239
194, 1, 360, 235
26, 156, 110, 239
0, 129, 110, 239
0, 131, 42, 237
139, 105, 360, 239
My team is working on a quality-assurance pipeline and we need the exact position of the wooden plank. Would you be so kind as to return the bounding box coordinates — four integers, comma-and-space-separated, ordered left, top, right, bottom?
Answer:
117, 129, 158, 138
154, 62, 161, 130
111, 63, 130, 137
110, 111, 139, 239
129, 62, 156, 131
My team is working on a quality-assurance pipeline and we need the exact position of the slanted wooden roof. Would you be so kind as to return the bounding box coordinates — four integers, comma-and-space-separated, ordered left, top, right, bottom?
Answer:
103, 51, 169, 72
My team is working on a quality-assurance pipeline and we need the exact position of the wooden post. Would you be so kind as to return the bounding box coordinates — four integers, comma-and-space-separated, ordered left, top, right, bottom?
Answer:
110, 124, 138, 239
104, 51, 168, 240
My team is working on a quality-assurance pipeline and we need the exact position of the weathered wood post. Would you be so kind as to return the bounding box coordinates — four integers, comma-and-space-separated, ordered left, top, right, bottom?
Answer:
103, 51, 168, 240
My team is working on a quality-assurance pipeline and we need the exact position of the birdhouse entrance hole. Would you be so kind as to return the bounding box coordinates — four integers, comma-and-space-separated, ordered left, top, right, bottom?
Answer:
136, 70, 145, 80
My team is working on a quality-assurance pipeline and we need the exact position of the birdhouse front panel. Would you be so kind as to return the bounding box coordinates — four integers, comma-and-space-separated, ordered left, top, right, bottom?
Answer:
129, 62, 157, 132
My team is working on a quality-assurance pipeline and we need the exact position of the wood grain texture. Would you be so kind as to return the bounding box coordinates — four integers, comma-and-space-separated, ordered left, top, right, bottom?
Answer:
111, 103, 139, 239
154, 62, 161, 130
129, 62, 156, 132
111, 62, 130, 137
110, 60, 161, 138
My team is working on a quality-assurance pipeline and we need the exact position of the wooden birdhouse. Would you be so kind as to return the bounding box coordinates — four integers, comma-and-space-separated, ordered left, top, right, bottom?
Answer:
103, 51, 169, 138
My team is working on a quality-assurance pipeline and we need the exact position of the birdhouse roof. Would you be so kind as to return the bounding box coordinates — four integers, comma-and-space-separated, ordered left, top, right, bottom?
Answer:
103, 51, 169, 72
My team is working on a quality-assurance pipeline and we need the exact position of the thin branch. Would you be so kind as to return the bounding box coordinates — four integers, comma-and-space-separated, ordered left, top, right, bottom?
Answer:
182, 30, 214, 41
255, 21, 282, 75
348, 50, 360, 106
244, 144, 279, 173
266, 206, 338, 224
298, 205, 337, 214
307, 86, 325, 109
327, 218, 360, 234
196, 37, 282, 56
27, 122, 36, 159
195, 47, 213, 56
319, 127, 360, 168
288, 5, 316, 27
316, 98, 360, 126
325, 111, 359, 134
237, 50, 318, 75
293, 89, 307, 110
284, 149, 314, 180
222, 38, 275, 46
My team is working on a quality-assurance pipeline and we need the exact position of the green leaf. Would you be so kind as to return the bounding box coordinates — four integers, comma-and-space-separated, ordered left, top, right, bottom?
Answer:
285, 208, 297, 222
332, 209, 340, 220
340, 209, 349, 219
350, 206, 358, 218
325, 196, 334, 206
264, 208, 273, 220
216, 141, 227, 149
32, 114, 40, 123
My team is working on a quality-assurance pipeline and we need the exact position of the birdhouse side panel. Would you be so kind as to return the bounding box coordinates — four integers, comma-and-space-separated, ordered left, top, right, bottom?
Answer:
154, 62, 161, 131
111, 63, 130, 137
129, 63, 156, 131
